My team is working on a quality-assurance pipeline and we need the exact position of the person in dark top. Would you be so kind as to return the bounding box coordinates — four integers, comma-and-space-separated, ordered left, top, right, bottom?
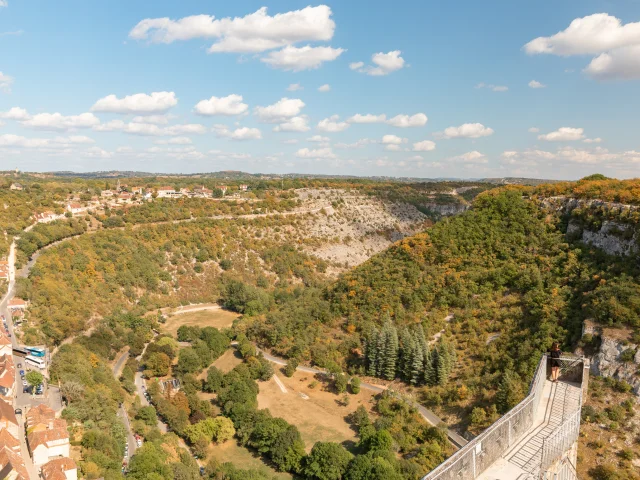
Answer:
550, 343, 562, 382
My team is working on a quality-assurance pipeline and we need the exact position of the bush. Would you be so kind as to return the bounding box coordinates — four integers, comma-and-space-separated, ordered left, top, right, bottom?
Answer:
350, 376, 361, 394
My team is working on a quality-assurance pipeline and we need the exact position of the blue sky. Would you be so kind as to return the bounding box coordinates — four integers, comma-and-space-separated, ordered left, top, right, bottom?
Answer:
1, 0, 640, 179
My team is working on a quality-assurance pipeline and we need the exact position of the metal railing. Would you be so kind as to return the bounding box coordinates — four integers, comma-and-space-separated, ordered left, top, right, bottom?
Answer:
421, 355, 548, 480
541, 402, 582, 471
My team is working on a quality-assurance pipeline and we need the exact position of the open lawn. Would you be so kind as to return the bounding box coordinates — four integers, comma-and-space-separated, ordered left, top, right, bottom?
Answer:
212, 348, 244, 373
160, 306, 240, 337
257, 369, 377, 452
206, 441, 292, 480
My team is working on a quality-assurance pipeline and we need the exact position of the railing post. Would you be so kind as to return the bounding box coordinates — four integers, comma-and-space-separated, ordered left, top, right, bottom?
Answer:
508, 419, 511, 447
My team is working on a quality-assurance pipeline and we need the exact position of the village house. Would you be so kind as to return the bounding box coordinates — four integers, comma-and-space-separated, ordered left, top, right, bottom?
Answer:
239, 184, 249, 192
25, 405, 65, 432
0, 446, 29, 480
129, 186, 143, 195
7, 298, 26, 312
0, 333, 11, 357
118, 192, 133, 201
156, 186, 177, 198
179, 187, 192, 196
66, 202, 84, 215
9, 183, 23, 191
27, 427, 70, 466
193, 185, 212, 197
217, 185, 228, 195
0, 261, 9, 281
100, 190, 115, 198
0, 355, 15, 398
34, 211, 61, 223
0, 401, 19, 439
0, 429, 20, 455
41, 457, 78, 480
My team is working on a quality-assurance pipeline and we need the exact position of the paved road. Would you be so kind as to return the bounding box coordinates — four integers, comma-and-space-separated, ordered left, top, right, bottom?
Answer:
112, 350, 137, 461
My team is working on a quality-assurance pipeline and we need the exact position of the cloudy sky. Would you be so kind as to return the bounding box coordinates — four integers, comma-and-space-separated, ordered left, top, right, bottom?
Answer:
1, 0, 639, 179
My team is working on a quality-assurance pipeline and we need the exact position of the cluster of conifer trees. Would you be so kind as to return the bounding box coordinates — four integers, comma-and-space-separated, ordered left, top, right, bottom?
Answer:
364, 318, 456, 386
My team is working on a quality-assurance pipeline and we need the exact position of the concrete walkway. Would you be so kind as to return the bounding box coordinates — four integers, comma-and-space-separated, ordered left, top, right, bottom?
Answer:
478, 380, 582, 479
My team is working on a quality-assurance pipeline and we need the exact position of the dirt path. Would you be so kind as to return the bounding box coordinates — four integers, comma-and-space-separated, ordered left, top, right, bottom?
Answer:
272, 373, 288, 394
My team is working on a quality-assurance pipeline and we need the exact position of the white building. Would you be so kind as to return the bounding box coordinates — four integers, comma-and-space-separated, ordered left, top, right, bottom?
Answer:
28, 427, 70, 466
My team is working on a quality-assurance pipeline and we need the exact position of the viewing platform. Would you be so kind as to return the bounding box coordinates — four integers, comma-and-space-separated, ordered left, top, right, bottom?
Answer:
422, 355, 588, 480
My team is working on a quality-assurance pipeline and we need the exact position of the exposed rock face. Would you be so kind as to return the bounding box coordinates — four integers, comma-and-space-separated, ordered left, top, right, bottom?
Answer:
568, 219, 639, 256
591, 336, 640, 395
421, 203, 469, 217
541, 196, 640, 257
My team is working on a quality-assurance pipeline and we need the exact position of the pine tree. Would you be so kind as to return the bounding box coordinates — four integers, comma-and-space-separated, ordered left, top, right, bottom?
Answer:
424, 346, 435, 385
381, 319, 398, 380
398, 327, 414, 382
410, 337, 424, 385
435, 346, 449, 386
365, 327, 379, 377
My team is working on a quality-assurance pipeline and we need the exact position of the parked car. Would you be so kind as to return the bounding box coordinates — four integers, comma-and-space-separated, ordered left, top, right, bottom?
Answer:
22, 379, 27, 387
14, 408, 21, 415
36, 386, 43, 395
19, 370, 24, 377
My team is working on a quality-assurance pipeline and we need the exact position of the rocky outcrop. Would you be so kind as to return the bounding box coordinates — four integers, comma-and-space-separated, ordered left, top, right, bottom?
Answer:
591, 336, 640, 395
421, 203, 469, 217
567, 219, 639, 256
541, 196, 640, 257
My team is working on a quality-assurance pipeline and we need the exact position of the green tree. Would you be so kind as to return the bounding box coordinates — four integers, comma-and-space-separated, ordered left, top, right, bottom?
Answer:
350, 376, 361, 394
303, 442, 353, 480
495, 370, 525, 413
26, 370, 44, 389
176, 348, 202, 375
135, 406, 158, 426
284, 358, 298, 377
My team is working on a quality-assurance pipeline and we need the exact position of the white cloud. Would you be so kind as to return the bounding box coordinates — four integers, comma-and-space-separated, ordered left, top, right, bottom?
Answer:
91, 91, 177, 114
451, 151, 488, 164
528, 80, 546, 89
524, 14, 640, 81
347, 113, 386, 124
22, 112, 100, 131
502, 146, 640, 166
261, 45, 344, 71
132, 114, 172, 125
334, 138, 373, 149
295, 147, 336, 159
413, 140, 436, 152
585, 45, 640, 80
318, 84, 331, 92
0, 107, 30, 120
155, 137, 192, 145
0, 72, 13, 93
528, 127, 540, 133
385, 144, 402, 152
438, 123, 494, 139
0, 134, 96, 149
95, 120, 206, 136
308, 135, 329, 142
317, 115, 349, 132
386, 113, 428, 128
382, 134, 407, 145
255, 97, 305, 123
283, 139, 299, 144
475, 83, 508, 92
351, 50, 406, 76
273, 116, 310, 132
213, 124, 262, 140
194, 94, 248, 116
164, 124, 207, 135
130, 5, 336, 53
524, 14, 640, 56
0, 2, 7, 7
287, 83, 303, 92
538, 127, 584, 141
583, 137, 603, 144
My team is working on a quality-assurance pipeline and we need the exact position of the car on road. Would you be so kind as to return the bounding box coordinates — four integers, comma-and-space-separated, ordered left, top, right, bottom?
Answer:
36, 385, 43, 395
22, 379, 27, 387
14, 408, 21, 415
199, 467, 205, 476
19, 370, 24, 377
